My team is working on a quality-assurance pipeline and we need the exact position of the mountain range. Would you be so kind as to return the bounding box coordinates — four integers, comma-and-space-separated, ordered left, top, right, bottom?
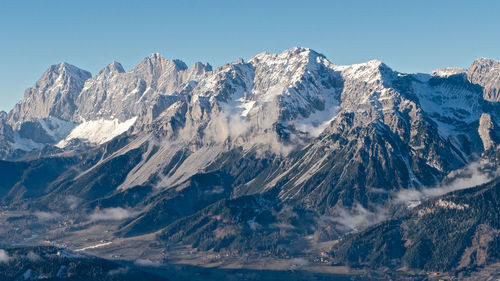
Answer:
0, 47, 499, 280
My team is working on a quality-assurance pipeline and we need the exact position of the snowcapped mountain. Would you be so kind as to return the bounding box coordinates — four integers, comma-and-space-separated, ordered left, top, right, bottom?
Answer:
0, 47, 499, 277
1, 47, 499, 202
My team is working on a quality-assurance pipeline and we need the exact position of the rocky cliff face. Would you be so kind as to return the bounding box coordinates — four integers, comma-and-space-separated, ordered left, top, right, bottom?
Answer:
0, 111, 13, 159
74, 55, 212, 122
8, 62, 91, 128
467, 58, 500, 102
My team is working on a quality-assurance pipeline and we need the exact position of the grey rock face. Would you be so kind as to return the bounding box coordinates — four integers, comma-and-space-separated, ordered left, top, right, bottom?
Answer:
0, 111, 13, 140
467, 57, 500, 102
479, 113, 499, 151
74, 54, 211, 121
0, 111, 13, 158
8, 62, 91, 128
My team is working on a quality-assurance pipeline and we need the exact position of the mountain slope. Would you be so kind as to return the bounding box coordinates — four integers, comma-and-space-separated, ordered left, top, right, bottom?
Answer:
331, 178, 500, 272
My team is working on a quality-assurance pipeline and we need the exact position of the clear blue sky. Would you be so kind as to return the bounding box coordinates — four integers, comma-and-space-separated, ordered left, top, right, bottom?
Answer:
1, 0, 499, 111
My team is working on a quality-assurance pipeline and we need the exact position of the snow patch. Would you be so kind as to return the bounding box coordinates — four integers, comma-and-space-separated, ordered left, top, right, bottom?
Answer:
238, 99, 255, 117
11, 132, 44, 151
56, 117, 137, 147
431, 67, 465, 78
75, 242, 112, 252
333, 60, 384, 84
37, 117, 77, 141
291, 97, 339, 137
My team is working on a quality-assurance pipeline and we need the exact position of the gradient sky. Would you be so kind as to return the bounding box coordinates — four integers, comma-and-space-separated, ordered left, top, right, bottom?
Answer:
1, 0, 499, 111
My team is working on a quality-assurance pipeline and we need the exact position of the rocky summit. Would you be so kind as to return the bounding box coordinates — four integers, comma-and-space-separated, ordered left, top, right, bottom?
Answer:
0, 48, 499, 280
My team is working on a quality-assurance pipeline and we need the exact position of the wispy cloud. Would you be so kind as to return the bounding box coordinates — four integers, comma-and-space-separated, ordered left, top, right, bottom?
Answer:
395, 162, 499, 204
328, 204, 388, 232
322, 162, 499, 234
289, 258, 309, 266
33, 211, 62, 221
108, 267, 130, 276
188, 98, 295, 156
134, 259, 161, 267
0, 249, 9, 263
27, 251, 41, 262
65, 195, 82, 210
89, 207, 136, 221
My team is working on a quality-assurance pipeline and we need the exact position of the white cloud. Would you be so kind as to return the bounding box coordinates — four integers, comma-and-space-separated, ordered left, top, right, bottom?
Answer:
0, 249, 10, 263
134, 259, 161, 267
33, 211, 62, 221
27, 251, 41, 262
108, 267, 130, 276
65, 196, 82, 210
89, 207, 136, 221
290, 258, 309, 266
197, 99, 294, 156
327, 204, 388, 232
395, 162, 499, 204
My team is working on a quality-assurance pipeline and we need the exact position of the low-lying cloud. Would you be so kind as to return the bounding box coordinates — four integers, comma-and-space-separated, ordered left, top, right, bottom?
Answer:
324, 162, 499, 234
194, 98, 295, 156
89, 207, 136, 221
134, 258, 161, 267
33, 211, 62, 221
107, 267, 130, 276
0, 249, 10, 263
27, 251, 41, 262
328, 204, 388, 232
395, 162, 499, 204
65, 195, 82, 210
289, 257, 309, 267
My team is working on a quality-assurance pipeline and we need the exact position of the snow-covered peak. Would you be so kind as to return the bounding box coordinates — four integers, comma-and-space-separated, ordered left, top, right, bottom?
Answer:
333, 59, 395, 85
334, 59, 384, 72
248, 47, 333, 93
431, 67, 465, 78
249, 47, 327, 69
